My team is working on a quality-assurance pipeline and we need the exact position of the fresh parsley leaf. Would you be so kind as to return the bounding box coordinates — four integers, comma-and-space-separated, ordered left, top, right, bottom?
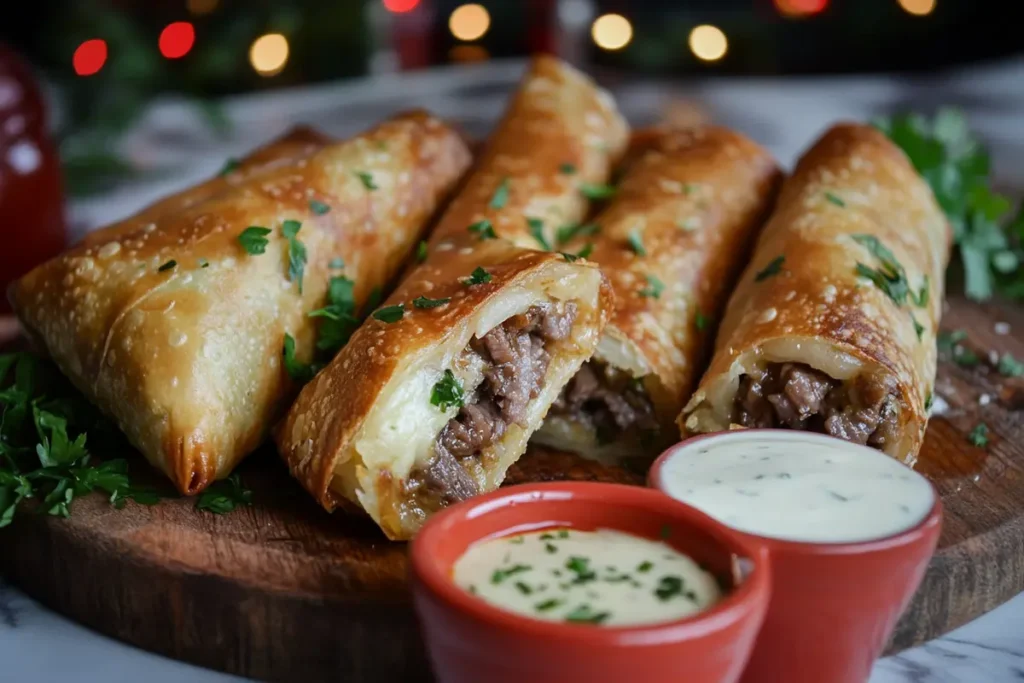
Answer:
627, 228, 646, 257
654, 575, 685, 601
195, 473, 252, 514
754, 255, 785, 282
309, 276, 359, 353
490, 177, 510, 209
282, 333, 315, 383
559, 163, 576, 175
913, 317, 925, 341
564, 604, 609, 624
527, 218, 551, 250
696, 311, 711, 331
468, 220, 496, 241
416, 241, 429, 263
356, 172, 377, 190
535, 598, 562, 612
967, 423, 989, 448
413, 296, 450, 309
852, 234, 922, 308
561, 252, 579, 263
430, 369, 465, 412
218, 158, 240, 176
924, 393, 934, 411
579, 183, 617, 200
464, 267, 492, 286
639, 274, 664, 299
238, 226, 272, 255
576, 243, 594, 260
937, 329, 967, 355
556, 222, 600, 245
637, 561, 653, 573
998, 353, 1024, 377
372, 304, 405, 323
158, 260, 177, 272
282, 220, 307, 293
490, 564, 531, 584
825, 192, 846, 207
309, 199, 331, 215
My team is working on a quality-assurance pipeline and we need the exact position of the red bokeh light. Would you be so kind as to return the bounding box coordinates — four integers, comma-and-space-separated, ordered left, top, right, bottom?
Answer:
72, 40, 107, 76
159, 22, 196, 59
774, 0, 829, 16
383, 0, 420, 13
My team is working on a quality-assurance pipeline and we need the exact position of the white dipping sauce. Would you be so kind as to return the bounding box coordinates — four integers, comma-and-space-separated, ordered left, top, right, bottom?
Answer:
453, 528, 722, 626
659, 431, 935, 543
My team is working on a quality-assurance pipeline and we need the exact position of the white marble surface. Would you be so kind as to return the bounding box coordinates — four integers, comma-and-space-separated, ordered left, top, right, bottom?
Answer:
3, 56, 1024, 681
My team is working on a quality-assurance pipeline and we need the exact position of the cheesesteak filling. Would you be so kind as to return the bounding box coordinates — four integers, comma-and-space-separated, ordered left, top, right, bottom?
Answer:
550, 360, 658, 443
407, 302, 578, 508
734, 362, 901, 449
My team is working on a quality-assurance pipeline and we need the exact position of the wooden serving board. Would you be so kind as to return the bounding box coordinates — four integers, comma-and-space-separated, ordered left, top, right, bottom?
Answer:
2, 294, 1024, 683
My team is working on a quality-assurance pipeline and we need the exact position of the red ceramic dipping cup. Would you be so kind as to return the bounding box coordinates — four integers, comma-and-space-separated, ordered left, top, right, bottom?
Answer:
410, 482, 772, 683
650, 431, 943, 683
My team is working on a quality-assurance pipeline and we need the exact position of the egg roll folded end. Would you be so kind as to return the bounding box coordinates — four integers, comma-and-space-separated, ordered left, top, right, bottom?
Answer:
680, 123, 951, 465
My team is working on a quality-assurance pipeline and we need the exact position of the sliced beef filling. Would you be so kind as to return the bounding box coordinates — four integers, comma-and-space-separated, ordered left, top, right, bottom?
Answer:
550, 360, 658, 444
734, 362, 901, 450
407, 302, 579, 508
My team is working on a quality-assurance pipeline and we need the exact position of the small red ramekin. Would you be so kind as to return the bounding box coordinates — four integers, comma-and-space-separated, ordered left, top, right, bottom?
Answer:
409, 482, 771, 683
649, 431, 943, 683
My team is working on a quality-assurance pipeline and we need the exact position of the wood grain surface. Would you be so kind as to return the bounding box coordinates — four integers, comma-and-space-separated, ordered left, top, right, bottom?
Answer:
1, 294, 1022, 683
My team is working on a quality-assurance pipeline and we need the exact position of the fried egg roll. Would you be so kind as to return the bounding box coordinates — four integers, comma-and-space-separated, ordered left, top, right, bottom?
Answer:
534, 127, 782, 463
681, 123, 950, 464
12, 111, 471, 493
276, 56, 627, 539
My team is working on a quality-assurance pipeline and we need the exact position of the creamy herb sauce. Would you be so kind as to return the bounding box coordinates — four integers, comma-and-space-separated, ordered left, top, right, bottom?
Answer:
659, 431, 934, 543
452, 528, 722, 626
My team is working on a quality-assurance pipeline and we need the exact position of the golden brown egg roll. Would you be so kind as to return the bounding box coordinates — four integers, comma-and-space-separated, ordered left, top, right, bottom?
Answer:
681, 123, 951, 464
275, 56, 627, 540
534, 126, 782, 463
12, 111, 471, 493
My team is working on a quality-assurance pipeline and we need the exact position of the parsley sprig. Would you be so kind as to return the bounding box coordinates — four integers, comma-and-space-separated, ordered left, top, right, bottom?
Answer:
195, 473, 252, 514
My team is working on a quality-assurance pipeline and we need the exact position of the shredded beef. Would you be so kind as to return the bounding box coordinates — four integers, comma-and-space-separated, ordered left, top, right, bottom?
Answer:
734, 362, 901, 449
550, 360, 658, 443
409, 302, 578, 508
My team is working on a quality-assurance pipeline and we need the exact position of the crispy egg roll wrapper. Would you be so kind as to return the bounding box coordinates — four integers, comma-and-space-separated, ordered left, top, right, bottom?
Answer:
534, 127, 782, 463
12, 111, 471, 493
276, 56, 627, 540
681, 123, 951, 464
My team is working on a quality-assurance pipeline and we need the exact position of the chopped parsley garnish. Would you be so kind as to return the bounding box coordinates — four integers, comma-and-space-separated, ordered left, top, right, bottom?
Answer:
654, 575, 685, 601
925, 393, 934, 411
490, 564, 531, 584
464, 267, 492, 286
565, 556, 597, 584
490, 177, 510, 209
579, 182, 617, 200
309, 276, 359, 354
527, 218, 551, 250
913, 317, 925, 340
195, 473, 252, 514
309, 199, 331, 215
282, 220, 307, 293
998, 353, 1024, 377
218, 158, 239, 176
695, 311, 711, 332
968, 422, 989, 448
238, 226, 272, 255
557, 529, 570, 539
468, 219, 496, 241
282, 333, 315, 383
937, 329, 979, 367
824, 192, 846, 207
627, 228, 647, 256
637, 561, 653, 573
576, 243, 594, 260
416, 240, 429, 263
430, 370, 465, 412
198, 258, 210, 268
852, 234, 925, 308
356, 171, 377, 190
754, 255, 785, 282
638, 274, 664, 299
556, 222, 600, 245
535, 598, 562, 612
158, 260, 177, 272
372, 304, 404, 323
328, 257, 345, 269
514, 582, 533, 595
561, 252, 579, 263
413, 295, 451, 309
559, 163, 576, 175
564, 604, 610, 624
544, 542, 558, 553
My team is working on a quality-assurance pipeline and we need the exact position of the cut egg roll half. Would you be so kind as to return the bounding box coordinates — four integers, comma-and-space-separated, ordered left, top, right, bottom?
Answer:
681, 123, 951, 464
534, 126, 782, 464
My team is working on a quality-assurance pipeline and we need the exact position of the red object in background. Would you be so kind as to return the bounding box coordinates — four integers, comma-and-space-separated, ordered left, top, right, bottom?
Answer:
159, 22, 196, 60
0, 43, 67, 314
72, 39, 108, 76
774, 0, 829, 17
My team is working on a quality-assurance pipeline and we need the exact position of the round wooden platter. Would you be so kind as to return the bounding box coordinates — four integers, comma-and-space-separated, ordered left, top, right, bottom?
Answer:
2, 294, 1024, 683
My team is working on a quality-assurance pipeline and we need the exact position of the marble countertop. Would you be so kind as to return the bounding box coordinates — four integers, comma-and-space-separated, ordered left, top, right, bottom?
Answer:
3, 55, 1024, 681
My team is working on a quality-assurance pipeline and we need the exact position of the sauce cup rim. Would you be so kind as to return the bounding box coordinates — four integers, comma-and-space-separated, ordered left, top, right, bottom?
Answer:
648, 430, 943, 555
410, 481, 771, 646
